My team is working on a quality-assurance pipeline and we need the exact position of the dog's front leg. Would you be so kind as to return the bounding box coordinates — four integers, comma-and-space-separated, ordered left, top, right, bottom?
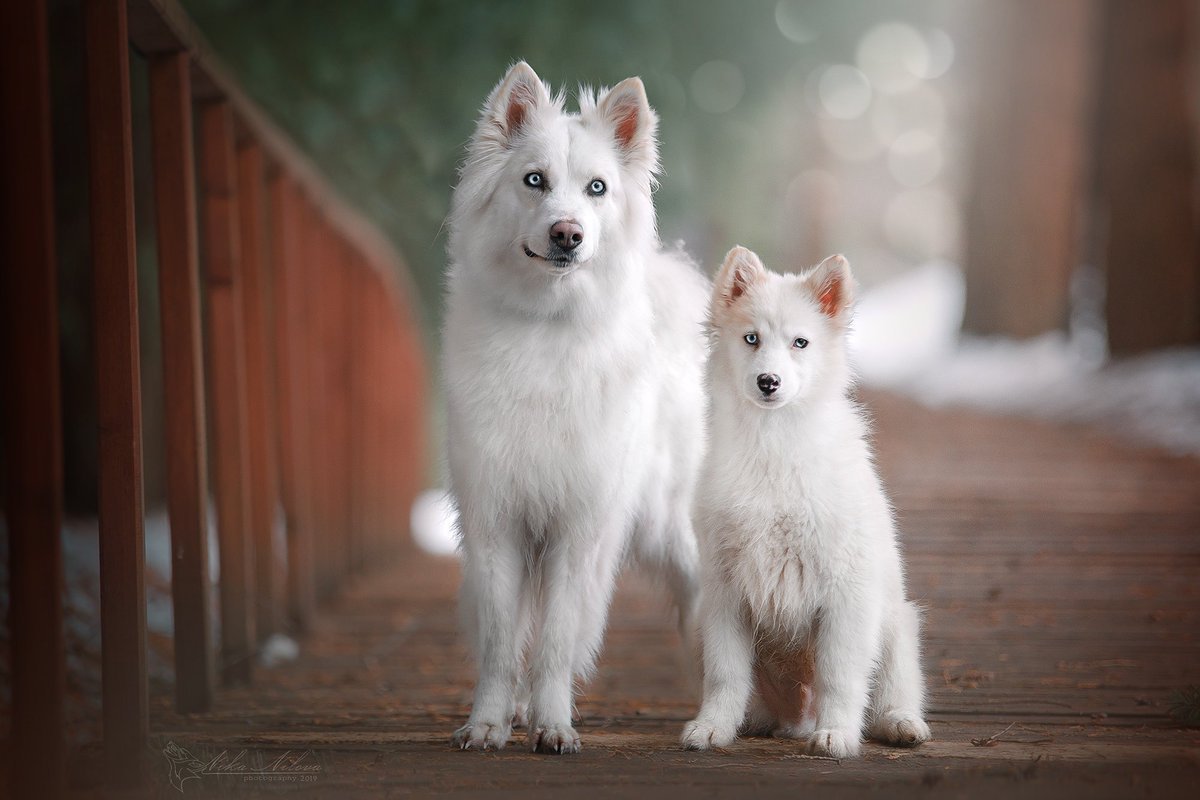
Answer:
452, 515, 527, 751
681, 580, 753, 750
527, 511, 626, 754
805, 594, 882, 759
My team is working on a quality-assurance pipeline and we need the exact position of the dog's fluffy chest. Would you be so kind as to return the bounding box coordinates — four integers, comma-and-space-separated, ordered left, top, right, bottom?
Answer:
445, 303, 655, 516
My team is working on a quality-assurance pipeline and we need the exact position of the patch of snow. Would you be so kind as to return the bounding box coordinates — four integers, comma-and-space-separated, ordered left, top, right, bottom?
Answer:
258, 633, 300, 668
410, 489, 459, 557
852, 262, 1200, 457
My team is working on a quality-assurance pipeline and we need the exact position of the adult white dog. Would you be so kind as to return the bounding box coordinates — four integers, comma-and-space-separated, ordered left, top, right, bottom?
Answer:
682, 246, 931, 758
444, 62, 708, 754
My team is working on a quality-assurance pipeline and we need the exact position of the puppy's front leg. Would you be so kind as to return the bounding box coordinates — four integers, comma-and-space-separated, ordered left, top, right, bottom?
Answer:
806, 595, 881, 759
681, 581, 753, 750
452, 515, 526, 751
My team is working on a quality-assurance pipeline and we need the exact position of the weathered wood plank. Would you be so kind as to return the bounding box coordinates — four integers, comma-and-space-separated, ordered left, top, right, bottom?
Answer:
148, 389, 1198, 795
0, 0, 67, 795
148, 49, 214, 714
85, 0, 149, 783
199, 100, 256, 684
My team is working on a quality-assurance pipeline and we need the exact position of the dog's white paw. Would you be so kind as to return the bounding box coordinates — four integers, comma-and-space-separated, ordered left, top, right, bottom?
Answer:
805, 728, 861, 759
451, 719, 512, 751
529, 722, 581, 755
871, 710, 931, 747
681, 718, 737, 750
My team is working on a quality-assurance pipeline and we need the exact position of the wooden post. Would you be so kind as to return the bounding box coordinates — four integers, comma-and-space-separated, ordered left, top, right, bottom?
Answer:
85, 0, 149, 783
308, 215, 338, 598
0, 0, 67, 795
331, 236, 355, 586
148, 50, 214, 713
236, 142, 282, 639
1093, 0, 1200, 353
352, 267, 379, 568
961, 0, 1097, 338
346, 256, 365, 574
199, 101, 256, 684
270, 177, 317, 630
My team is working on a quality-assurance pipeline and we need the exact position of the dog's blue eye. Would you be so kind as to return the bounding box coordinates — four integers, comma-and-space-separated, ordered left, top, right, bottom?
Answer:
524, 172, 544, 188
743, 333, 758, 346
793, 337, 809, 349
588, 179, 606, 196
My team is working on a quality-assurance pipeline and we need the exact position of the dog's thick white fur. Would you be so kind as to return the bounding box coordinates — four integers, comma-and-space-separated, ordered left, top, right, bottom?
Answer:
444, 62, 708, 754
681, 246, 931, 758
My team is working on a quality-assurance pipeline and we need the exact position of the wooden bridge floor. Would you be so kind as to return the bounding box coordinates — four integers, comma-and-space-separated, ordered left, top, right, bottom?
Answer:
135, 392, 1200, 798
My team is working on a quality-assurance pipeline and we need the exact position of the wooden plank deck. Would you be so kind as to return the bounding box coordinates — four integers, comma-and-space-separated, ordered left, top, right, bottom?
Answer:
135, 392, 1200, 798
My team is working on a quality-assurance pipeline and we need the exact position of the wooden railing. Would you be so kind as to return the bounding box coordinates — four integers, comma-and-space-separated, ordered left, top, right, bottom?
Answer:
1, 0, 427, 794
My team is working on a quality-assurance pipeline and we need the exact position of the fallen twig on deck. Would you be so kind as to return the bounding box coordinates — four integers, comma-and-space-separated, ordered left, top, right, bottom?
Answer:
971, 722, 1015, 747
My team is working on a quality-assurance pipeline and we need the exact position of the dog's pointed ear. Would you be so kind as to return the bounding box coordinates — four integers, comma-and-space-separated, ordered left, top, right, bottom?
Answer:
714, 246, 767, 308
805, 254, 854, 322
483, 61, 550, 142
597, 77, 659, 172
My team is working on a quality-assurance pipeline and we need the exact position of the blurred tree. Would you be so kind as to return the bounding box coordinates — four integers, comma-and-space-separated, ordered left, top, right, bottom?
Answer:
180, 0, 956, 340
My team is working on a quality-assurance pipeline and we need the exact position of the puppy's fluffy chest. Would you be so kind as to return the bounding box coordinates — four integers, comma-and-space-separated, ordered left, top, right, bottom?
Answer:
702, 408, 881, 630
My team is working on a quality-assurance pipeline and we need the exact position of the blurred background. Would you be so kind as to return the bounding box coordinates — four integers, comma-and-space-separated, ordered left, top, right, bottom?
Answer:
179, 0, 1200, 476
3, 0, 1200, 751
35, 0, 1200, 518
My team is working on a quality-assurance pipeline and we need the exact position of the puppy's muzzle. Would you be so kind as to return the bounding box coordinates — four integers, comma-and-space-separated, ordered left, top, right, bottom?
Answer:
757, 373, 781, 397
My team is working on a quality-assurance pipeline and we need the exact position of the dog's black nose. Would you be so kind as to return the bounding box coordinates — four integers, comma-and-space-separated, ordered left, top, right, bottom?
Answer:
757, 373, 780, 395
550, 220, 584, 251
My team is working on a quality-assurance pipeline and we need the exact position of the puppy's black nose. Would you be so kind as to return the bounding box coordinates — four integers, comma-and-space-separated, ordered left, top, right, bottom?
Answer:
550, 220, 584, 251
757, 373, 781, 396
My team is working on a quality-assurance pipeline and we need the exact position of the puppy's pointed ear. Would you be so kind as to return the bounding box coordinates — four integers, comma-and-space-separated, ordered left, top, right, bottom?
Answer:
597, 77, 659, 172
805, 254, 854, 322
714, 246, 767, 308
483, 61, 550, 143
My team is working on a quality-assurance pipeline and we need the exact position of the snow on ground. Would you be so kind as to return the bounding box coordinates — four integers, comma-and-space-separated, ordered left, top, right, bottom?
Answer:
0, 499, 295, 740
851, 262, 1200, 458
410, 489, 459, 557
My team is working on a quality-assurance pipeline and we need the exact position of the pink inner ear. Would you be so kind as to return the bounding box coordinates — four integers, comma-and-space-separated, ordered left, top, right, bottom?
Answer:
505, 83, 535, 136
612, 101, 640, 149
818, 276, 842, 317
727, 267, 751, 303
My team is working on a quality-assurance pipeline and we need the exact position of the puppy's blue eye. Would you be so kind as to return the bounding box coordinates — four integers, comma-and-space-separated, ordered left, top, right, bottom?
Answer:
743, 333, 758, 346
588, 179, 606, 196
524, 172, 544, 188
793, 337, 809, 349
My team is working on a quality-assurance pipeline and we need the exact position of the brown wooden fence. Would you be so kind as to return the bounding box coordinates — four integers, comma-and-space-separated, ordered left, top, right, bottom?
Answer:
1, 0, 428, 795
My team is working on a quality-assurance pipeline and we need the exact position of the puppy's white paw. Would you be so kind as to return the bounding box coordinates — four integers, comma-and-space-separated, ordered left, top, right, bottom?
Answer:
681, 718, 737, 750
529, 722, 581, 755
805, 728, 861, 759
451, 719, 512, 751
871, 710, 931, 747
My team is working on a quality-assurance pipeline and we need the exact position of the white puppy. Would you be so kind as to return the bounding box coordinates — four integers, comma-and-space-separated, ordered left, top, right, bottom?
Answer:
444, 62, 708, 754
681, 246, 931, 758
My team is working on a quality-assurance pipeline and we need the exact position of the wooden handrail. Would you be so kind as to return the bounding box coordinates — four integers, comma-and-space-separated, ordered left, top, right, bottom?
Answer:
3, 0, 428, 793
125, 0, 417, 301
